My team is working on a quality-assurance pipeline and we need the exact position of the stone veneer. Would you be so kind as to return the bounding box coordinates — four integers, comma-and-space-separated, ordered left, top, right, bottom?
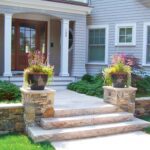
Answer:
135, 97, 150, 116
0, 103, 24, 134
103, 86, 137, 113
20, 88, 55, 127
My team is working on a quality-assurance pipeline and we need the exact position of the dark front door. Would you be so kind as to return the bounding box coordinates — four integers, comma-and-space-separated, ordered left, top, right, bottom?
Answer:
12, 19, 47, 71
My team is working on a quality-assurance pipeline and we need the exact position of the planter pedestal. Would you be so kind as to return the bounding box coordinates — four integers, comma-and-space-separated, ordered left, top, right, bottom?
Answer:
20, 87, 55, 127
103, 86, 137, 113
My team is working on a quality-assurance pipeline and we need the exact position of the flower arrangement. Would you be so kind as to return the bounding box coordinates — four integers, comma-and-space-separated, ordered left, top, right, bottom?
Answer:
24, 50, 54, 90
103, 54, 131, 88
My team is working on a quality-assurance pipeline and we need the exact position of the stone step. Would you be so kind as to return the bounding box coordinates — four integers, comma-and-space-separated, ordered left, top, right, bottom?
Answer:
41, 112, 134, 129
54, 104, 118, 117
28, 118, 150, 142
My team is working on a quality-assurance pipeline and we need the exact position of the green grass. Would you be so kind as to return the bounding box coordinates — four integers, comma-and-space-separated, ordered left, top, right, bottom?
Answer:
139, 116, 150, 134
0, 133, 55, 150
0, 99, 21, 104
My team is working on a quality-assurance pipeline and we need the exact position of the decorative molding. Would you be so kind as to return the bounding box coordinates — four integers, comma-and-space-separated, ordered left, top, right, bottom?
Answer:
0, 0, 92, 15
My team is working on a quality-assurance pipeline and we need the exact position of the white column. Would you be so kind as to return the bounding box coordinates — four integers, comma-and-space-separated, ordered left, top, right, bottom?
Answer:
60, 19, 69, 77
3, 13, 12, 77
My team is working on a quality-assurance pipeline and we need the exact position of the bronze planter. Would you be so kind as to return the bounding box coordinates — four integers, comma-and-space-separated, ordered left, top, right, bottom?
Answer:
28, 73, 48, 90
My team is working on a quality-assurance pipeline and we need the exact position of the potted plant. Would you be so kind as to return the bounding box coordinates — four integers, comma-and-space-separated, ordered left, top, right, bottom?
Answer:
103, 54, 131, 88
24, 51, 54, 90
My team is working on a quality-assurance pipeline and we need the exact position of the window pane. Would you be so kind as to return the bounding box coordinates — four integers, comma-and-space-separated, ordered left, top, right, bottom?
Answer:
89, 30, 94, 44
126, 28, 132, 36
119, 28, 125, 36
119, 36, 126, 43
126, 35, 132, 43
88, 46, 105, 61
146, 45, 150, 63
88, 28, 106, 62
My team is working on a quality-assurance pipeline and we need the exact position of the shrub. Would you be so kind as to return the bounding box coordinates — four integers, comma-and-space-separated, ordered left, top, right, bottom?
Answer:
68, 75, 104, 98
0, 81, 21, 101
81, 74, 94, 83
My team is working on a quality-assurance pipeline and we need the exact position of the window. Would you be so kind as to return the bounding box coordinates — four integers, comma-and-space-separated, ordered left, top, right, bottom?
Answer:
115, 23, 136, 46
143, 23, 150, 65
88, 25, 108, 64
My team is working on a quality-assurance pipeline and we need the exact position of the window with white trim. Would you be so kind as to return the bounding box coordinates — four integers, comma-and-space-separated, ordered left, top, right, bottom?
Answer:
88, 28, 106, 62
143, 23, 150, 64
115, 24, 136, 46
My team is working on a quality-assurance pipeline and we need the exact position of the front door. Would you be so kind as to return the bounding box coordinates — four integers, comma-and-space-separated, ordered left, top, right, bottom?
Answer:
12, 19, 47, 71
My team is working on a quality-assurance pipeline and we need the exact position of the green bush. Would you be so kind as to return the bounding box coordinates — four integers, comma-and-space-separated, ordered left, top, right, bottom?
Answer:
68, 73, 150, 98
68, 75, 104, 98
81, 74, 94, 83
0, 81, 21, 102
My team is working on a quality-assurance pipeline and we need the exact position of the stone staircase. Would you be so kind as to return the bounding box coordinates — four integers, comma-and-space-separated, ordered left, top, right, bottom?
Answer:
0, 76, 75, 90
27, 104, 150, 143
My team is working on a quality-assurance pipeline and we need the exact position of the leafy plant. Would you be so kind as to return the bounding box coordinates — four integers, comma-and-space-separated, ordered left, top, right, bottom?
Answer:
0, 81, 21, 101
103, 54, 131, 86
24, 51, 54, 86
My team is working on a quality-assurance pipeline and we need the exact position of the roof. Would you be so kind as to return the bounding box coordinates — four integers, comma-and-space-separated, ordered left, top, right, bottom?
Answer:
44, 0, 89, 6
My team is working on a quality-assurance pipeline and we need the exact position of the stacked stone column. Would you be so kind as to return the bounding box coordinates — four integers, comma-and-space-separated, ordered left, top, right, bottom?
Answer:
21, 88, 55, 127
103, 86, 137, 113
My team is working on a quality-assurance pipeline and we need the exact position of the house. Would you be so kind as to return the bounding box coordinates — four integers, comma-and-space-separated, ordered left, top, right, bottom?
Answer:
0, 0, 150, 79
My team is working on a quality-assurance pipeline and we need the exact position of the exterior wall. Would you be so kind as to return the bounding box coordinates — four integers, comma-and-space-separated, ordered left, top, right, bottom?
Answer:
87, 0, 150, 75
0, 5, 87, 77
135, 97, 150, 117
0, 104, 24, 133
50, 19, 61, 75
0, 15, 4, 75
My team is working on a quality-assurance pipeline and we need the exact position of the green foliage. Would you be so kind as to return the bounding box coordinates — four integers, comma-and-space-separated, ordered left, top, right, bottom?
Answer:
24, 65, 54, 86
0, 133, 55, 150
68, 75, 104, 98
81, 74, 94, 82
0, 81, 21, 102
134, 76, 150, 97
139, 116, 150, 134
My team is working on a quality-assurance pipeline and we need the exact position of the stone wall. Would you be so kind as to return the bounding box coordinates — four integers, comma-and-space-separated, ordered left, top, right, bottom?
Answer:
0, 103, 24, 134
135, 97, 150, 117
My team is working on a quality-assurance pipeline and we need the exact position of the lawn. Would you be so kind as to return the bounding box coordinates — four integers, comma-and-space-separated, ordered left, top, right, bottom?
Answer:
140, 116, 150, 134
0, 133, 55, 150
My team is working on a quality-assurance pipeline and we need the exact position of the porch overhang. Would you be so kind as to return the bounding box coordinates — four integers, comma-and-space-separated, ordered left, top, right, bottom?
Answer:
0, 0, 92, 15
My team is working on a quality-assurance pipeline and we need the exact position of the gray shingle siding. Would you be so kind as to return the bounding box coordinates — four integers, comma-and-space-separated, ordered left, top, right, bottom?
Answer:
87, 0, 150, 75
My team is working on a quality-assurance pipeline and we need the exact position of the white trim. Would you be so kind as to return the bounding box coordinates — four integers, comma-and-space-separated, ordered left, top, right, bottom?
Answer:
47, 18, 51, 65
115, 23, 136, 46
87, 25, 109, 65
142, 22, 150, 66
3, 13, 12, 77
0, 0, 92, 15
86, 62, 108, 65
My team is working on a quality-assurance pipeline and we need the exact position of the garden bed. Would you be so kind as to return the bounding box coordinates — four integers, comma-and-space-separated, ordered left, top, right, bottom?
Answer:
68, 74, 150, 98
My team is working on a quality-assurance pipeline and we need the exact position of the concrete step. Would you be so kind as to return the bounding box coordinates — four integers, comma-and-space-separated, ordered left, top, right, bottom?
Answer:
54, 104, 118, 117
0, 76, 75, 88
41, 112, 134, 129
28, 118, 150, 142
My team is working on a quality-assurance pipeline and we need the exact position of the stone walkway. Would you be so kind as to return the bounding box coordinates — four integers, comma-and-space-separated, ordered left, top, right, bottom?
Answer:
51, 90, 150, 150
52, 131, 150, 150
54, 90, 104, 109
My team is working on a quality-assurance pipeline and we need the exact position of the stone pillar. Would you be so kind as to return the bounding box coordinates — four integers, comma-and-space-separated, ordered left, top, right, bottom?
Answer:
60, 19, 69, 77
20, 88, 55, 127
103, 86, 137, 113
3, 13, 12, 77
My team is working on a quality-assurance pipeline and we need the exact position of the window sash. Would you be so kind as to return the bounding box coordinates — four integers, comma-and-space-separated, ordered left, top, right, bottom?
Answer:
88, 28, 106, 62
119, 27, 132, 43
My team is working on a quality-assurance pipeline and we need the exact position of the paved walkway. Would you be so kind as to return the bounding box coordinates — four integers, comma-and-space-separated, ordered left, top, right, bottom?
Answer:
52, 90, 150, 150
54, 90, 104, 109
52, 131, 150, 150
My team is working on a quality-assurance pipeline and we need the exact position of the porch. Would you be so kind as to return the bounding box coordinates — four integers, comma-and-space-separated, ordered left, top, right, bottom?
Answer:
0, 12, 76, 77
